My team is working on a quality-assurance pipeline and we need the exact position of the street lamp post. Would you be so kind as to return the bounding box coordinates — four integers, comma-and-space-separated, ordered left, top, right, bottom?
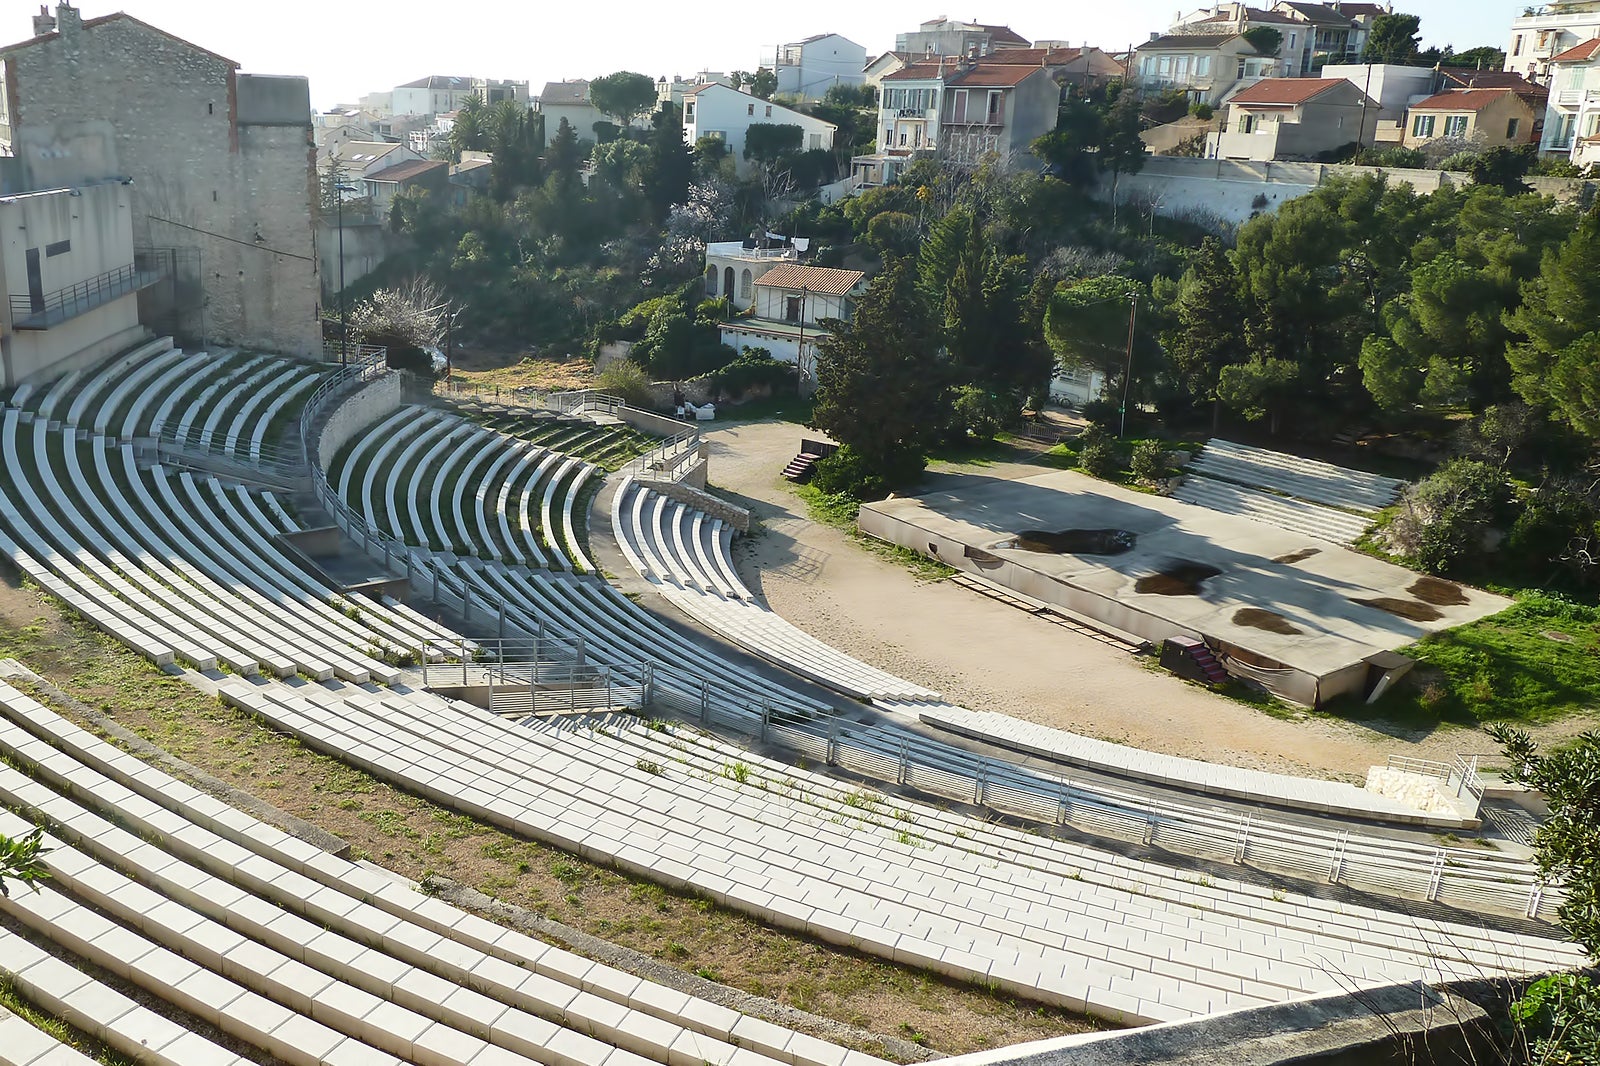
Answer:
334, 181, 358, 363
795, 284, 808, 396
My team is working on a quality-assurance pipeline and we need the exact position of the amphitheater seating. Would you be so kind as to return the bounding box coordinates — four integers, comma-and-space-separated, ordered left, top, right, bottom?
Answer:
472, 411, 653, 471
1176, 440, 1404, 545
612, 480, 940, 702
201, 675, 1584, 1028
1190, 440, 1403, 512
0, 679, 875, 1066
0, 1003, 98, 1065
330, 409, 597, 570
1172, 476, 1375, 546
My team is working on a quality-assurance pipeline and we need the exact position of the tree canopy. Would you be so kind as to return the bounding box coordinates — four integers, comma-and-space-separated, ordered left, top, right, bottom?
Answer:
1362, 12, 1422, 62
588, 71, 658, 128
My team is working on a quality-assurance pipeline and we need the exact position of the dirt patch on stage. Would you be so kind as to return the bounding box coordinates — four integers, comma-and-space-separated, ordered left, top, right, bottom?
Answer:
1408, 576, 1469, 606
1011, 529, 1136, 556
1135, 561, 1222, 596
1357, 596, 1443, 622
1272, 548, 1321, 565
1232, 607, 1303, 635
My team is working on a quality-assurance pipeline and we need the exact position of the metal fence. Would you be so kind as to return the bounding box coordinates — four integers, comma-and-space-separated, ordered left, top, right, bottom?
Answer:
302, 365, 1561, 923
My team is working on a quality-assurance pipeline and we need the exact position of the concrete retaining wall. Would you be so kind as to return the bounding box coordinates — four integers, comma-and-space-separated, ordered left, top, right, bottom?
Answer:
1102, 156, 1599, 225
316, 371, 402, 471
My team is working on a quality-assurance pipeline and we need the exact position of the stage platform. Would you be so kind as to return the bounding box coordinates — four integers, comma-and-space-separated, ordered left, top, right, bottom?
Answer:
858, 469, 1509, 705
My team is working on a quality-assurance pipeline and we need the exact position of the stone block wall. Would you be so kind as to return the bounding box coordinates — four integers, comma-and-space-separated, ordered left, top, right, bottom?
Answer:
5, 11, 319, 356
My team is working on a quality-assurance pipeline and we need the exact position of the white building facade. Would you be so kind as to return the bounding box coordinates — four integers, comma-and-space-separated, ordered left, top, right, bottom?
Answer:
718, 263, 865, 381
1507, 1, 1600, 82
681, 84, 836, 177
1540, 38, 1600, 160
766, 33, 867, 100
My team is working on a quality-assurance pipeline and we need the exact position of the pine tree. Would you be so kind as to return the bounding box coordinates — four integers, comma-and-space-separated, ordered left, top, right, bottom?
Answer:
916, 206, 973, 310
1162, 236, 1246, 430
645, 103, 694, 221
1506, 205, 1600, 435
544, 118, 582, 202
812, 261, 942, 487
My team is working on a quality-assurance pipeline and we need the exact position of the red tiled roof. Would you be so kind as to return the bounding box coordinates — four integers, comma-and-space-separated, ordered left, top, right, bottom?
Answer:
978, 47, 1085, 65
1550, 37, 1600, 63
752, 263, 865, 296
364, 158, 448, 184
1409, 88, 1521, 112
1228, 77, 1350, 106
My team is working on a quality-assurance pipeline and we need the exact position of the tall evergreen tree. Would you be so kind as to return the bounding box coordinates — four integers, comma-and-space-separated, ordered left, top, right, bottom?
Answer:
917, 206, 974, 310
1162, 236, 1246, 429
645, 103, 694, 221
544, 118, 582, 201
1506, 205, 1600, 434
812, 261, 942, 487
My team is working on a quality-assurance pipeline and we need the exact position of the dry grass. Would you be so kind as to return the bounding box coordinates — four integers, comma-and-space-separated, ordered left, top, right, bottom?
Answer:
450, 354, 596, 392
0, 569, 1107, 1057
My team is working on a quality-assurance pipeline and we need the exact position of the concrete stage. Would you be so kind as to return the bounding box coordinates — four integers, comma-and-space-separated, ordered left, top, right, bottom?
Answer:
858, 469, 1510, 705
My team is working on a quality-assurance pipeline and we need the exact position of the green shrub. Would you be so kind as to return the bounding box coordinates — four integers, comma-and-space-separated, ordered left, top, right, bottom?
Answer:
595, 359, 655, 409
949, 384, 1013, 440
1078, 426, 1118, 479
696, 297, 730, 322
1129, 439, 1167, 482
1384, 458, 1506, 575
812, 444, 925, 500
692, 349, 795, 400
1189, 102, 1214, 121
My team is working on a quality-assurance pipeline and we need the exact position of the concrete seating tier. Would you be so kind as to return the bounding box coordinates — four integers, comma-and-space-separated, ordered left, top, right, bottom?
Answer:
331, 408, 597, 571
477, 413, 653, 470
0, 1002, 98, 1065
205, 675, 1584, 1028
0, 679, 875, 1066
1173, 475, 1373, 546
1188, 440, 1403, 514
914, 704, 1477, 828
0, 407, 460, 684
612, 480, 939, 702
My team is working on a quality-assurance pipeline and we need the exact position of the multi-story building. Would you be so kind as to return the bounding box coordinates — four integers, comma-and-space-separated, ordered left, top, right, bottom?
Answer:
1133, 33, 1280, 105
894, 17, 1032, 59
681, 84, 836, 177
391, 75, 529, 117
0, 2, 320, 357
657, 72, 731, 110
1507, 1, 1600, 83
1536, 37, 1600, 160
852, 56, 1061, 184
1272, 1, 1388, 72
1175, 5, 1307, 78
763, 34, 867, 100
1207, 76, 1377, 159
717, 263, 866, 380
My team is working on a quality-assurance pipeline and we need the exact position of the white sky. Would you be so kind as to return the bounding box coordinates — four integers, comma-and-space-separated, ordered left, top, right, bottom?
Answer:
33, 1, 1522, 110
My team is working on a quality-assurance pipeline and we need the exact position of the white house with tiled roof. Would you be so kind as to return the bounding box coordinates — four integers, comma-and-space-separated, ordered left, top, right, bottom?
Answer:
719, 263, 867, 381
1133, 33, 1279, 105
681, 84, 835, 177
1506, 0, 1600, 83
1540, 37, 1600, 162
1208, 77, 1376, 159
536, 79, 610, 147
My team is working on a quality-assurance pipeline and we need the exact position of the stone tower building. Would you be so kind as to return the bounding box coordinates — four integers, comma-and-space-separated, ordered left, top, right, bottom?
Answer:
0, 3, 320, 356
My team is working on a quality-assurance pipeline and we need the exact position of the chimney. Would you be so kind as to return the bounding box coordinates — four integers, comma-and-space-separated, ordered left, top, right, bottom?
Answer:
54, 1, 80, 35
31, 4, 54, 35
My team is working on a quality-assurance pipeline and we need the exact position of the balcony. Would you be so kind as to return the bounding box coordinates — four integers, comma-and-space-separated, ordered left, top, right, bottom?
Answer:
946, 112, 1006, 127
8, 259, 165, 331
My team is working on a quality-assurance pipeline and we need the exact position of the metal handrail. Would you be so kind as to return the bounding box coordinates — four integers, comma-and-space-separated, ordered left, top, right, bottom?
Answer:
10, 262, 166, 330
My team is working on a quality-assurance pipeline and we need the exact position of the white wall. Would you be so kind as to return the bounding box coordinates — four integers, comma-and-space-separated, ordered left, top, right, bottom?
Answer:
753, 286, 846, 325
682, 85, 835, 177
777, 34, 868, 100
0, 182, 147, 387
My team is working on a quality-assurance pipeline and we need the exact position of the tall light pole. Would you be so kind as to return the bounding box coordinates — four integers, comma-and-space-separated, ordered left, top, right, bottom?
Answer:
1119, 290, 1139, 439
334, 180, 358, 363
795, 284, 809, 396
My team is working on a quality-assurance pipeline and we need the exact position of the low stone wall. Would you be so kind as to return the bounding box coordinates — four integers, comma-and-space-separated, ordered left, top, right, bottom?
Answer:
638, 477, 751, 533
615, 403, 691, 438
316, 371, 402, 472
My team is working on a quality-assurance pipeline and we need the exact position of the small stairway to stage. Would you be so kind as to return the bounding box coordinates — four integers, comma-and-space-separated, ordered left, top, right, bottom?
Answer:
1162, 635, 1228, 686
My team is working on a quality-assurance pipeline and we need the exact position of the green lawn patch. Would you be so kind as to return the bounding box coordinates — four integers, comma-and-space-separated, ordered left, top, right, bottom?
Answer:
792, 483, 955, 582
1376, 592, 1600, 726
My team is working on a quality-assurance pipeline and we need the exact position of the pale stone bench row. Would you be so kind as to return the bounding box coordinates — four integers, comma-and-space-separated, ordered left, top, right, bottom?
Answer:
0, 1002, 97, 1066
461, 562, 814, 720
0, 680, 877, 1066
511, 709, 1573, 988
63, 336, 174, 430
215, 676, 1585, 1027
539, 711, 1557, 966
916, 704, 1470, 828
0, 925, 254, 1066
612, 480, 939, 703
90, 343, 187, 436
1173, 475, 1373, 546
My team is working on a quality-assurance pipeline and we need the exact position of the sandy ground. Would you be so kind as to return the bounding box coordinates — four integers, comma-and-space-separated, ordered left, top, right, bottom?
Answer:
703, 419, 1570, 782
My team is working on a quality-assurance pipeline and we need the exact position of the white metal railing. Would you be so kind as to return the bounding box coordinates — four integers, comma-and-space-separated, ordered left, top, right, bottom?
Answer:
304, 367, 1561, 921
1384, 754, 1454, 782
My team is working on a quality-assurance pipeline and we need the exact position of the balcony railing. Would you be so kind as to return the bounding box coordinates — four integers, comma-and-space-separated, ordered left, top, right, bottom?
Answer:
947, 112, 1005, 127
9, 259, 166, 331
